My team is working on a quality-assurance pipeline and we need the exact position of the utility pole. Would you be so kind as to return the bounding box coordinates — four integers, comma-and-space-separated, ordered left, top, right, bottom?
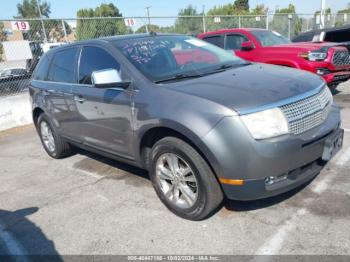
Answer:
145, 6, 151, 33
36, 0, 48, 42
320, 0, 326, 29
61, 19, 68, 43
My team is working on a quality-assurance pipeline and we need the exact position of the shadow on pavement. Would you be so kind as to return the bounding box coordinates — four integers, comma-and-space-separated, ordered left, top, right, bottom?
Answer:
75, 148, 319, 217
75, 148, 150, 181
224, 178, 314, 212
0, 207, 62, 261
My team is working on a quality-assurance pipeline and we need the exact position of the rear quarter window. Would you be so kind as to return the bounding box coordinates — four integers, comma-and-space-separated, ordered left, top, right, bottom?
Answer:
34, 55, 50, 81
293, 33, 315, 42
202, 35, 224, 48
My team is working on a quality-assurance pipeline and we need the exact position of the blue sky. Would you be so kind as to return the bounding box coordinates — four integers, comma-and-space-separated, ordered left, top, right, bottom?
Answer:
0, 0, 347, 18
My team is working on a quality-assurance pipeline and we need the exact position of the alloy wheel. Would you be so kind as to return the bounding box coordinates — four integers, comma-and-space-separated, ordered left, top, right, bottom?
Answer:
155, 153, 198, 208
40, 121, 55, 153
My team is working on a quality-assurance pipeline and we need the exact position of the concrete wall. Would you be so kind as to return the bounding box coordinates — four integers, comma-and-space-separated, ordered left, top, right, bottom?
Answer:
0, 92, 32, 132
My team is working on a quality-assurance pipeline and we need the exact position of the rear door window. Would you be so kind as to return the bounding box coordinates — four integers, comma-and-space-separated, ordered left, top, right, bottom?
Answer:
78, 46, 121, 85
47, 47, 79, 83
202, 35, 224, 48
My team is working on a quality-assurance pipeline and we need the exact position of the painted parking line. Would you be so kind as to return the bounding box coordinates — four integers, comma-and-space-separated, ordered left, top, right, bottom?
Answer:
311, 145, 350, 194
335, 146, 350, 166
311, 173, 335, 194
255, 208, 307, 255
255, 144, 350, 256
0, 222, 28, 261
69, 166, 106, 180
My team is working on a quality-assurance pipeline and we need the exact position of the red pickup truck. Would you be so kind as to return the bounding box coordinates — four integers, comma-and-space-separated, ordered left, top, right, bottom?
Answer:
198, 28, 350, 90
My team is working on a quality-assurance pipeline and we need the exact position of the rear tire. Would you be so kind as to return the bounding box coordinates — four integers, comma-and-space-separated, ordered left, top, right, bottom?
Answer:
149, 137, 223, 220
37, 113, 73, 159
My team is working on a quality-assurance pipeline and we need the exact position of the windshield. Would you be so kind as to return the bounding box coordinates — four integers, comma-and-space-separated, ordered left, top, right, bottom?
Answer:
114, 35, 247, 83
251, 30, 291, 47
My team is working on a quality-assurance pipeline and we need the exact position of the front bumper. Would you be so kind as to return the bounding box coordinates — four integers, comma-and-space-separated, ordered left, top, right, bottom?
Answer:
222, 160, 323, 200
201, 105, 341, 201
322, 71, 350, 86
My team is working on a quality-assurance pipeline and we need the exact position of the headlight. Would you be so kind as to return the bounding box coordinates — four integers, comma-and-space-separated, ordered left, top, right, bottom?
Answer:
308, 52, 327, 61
241, 108, 289, 139
299, 51, 328, 61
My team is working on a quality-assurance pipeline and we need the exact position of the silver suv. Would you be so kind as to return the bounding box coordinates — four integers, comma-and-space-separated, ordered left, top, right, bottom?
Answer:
30, 34, 343, 220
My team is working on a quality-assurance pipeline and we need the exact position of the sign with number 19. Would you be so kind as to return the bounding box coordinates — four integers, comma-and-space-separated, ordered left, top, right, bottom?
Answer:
11, 21, 30, 31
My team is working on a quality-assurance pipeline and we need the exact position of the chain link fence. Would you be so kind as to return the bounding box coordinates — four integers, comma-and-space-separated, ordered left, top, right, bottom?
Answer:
1, 13, 350, 97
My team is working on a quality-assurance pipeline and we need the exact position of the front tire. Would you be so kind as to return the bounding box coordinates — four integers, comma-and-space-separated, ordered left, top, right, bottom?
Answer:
150, 137, 223, 220
37, 113, 73, 159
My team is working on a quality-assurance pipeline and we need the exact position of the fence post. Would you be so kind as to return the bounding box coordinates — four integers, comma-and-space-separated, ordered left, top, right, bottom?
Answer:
61, 19, 68, 43
238, 16, 241, 28
288, 16, 291, 39
202, 14, 206, 33
266, 13, 269, 30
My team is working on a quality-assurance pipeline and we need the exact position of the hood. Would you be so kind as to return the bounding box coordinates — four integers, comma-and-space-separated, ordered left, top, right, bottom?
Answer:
269, 42, 337, 52
168, 63, 325, 115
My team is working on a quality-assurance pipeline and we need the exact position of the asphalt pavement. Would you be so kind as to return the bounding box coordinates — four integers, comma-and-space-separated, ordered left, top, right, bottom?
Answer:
0, 83, 349, 257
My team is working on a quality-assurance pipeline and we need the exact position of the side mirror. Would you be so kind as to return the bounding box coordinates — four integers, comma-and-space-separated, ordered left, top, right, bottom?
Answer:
241, 41, 255, 51
91, 69, 130, 89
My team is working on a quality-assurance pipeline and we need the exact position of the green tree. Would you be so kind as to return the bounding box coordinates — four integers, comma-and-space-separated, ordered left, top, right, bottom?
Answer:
335, 3, 350, 27
206, 2, 266, 31
16, 0, 71, 42
16, 0, 50, 18
242, 4, 267, 28
206, 4, 236, 31
270, 4, 302, 38
16, 0, 50, 41
207, 4, 235, 16
76, 3, 128, 40
233, 0, 249, 13
0, 23, 8, 61
174, 5, 203, 35
314, 8, 333, 29
136, 24, 160, 33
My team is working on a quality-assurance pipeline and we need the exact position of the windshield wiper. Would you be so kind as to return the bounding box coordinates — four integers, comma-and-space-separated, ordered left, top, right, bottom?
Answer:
203, 62, 251, 76
154, 73, 203, 84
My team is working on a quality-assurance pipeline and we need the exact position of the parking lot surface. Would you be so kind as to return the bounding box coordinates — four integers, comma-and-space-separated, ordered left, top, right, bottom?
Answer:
0, 83, 350, 256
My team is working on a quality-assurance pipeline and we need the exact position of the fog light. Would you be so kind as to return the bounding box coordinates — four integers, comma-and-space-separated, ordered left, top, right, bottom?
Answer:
265, 174, 288, 185
316, 68, 331, 76
265, 176, 275, 185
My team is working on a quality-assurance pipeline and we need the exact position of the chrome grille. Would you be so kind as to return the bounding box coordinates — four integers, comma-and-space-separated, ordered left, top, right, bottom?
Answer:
333, 50, 350, 66
280, 87, 333, 135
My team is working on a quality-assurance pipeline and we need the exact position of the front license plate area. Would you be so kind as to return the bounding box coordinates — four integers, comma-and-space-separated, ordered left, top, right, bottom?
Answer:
322, 129, 344, 161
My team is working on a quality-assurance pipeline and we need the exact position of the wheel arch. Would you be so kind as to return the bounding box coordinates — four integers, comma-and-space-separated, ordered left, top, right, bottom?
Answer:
32, 107, 45, 127
138, 123, 223, 182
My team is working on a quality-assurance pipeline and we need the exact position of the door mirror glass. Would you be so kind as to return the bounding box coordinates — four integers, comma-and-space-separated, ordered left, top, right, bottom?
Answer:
91, 69, 130, 89
241, 41, 255, 51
